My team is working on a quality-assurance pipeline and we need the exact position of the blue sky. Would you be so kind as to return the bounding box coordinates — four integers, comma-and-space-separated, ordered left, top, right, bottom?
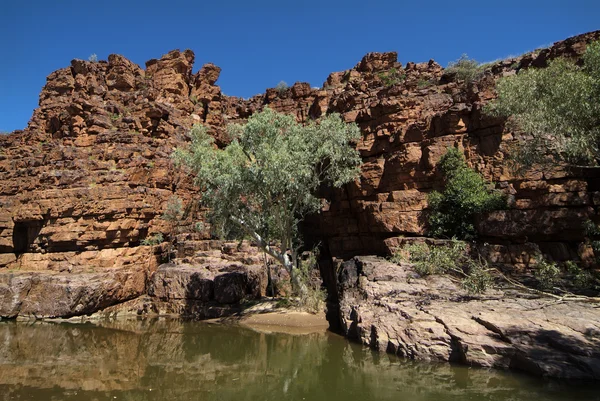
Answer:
1, 0, 598, 132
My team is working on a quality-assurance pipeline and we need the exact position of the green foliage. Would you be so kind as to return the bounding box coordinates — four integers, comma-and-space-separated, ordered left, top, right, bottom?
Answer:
446, 54, 484, 83
531, 256, 599, 292
110, 113, 121, 122
377, 68, 406, 87
173, 108, 362, 288
583, 219, 600, 263
275, 81, 289, 95
427, 148, 506, 240
162, 196, 184, 223
142, 233, 164, 246
275, 297, 293, 308
296, 250, 327, 313
417, 79, 434, 89
486, 40, 600, 167
564, 261, 597, 289
392, 239, 492, 293
88, 53, 98, 62
533, 257, 561, 290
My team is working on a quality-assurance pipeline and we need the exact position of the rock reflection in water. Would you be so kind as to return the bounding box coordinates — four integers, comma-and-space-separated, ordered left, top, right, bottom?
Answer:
0, 320, 597, 401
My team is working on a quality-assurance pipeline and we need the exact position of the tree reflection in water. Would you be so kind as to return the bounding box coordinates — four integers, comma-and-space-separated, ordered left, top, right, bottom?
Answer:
0, 320, 597, 401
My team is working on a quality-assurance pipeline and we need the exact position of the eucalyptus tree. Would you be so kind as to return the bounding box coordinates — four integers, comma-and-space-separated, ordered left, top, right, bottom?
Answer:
174, 108, 362, 292
487, 40, 600, 168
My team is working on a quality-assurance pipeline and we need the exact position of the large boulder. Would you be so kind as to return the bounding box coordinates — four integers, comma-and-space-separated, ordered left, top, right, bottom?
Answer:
0, 268, 146, 319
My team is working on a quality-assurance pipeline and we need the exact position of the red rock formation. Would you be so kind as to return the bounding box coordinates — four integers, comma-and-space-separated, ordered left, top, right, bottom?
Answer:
1, 31, 600, 317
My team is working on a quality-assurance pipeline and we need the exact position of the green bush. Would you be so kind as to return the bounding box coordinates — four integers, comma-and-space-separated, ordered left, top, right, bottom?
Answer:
532, 256, 599, 291
275, 81, 289, 95
142, 233, 164, 246
564, 260, 596, 289
427, 148, 506, 240
296, 250, 327, 313
533, 257, 560, 290
583, 219, 600, 263
446, 54, 484, 83
417, 79, 434, 89
392, 239, 492, 293
162, 196, 184, 223
377, 68, 406, 87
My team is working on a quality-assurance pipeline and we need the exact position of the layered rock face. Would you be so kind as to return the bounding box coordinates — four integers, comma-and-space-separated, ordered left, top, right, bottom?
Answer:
0, 49, 230, 317
307, 31, 600, 264
1, 31, 600, 318
337, 256, 600, 379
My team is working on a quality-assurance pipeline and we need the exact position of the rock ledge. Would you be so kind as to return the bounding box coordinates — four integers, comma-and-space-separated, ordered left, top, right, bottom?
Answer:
337, 256, 600, 380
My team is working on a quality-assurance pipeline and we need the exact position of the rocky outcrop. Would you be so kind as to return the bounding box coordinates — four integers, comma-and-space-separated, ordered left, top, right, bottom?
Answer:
306, 31, 600, 263
140, 240, 271, 318
337, 256, 600, 380
2, 31, 600, 319
0, 239, 286, 319
0, 266, 146, 318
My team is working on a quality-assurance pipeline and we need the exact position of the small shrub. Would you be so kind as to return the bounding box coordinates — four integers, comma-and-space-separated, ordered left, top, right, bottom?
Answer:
428, 148, 506, 240
583, 219, 600, 263
417, 79, 434, 89
110, 113, 120, 122
142, 233, 164, 246
275, 81, 289, 96
462, 261, 494, 293
564, 261, 593, 289
533, 257, 560, 290
275, 297, 293, 308
162, 196, 184, 223
446, 54, 484, 83
377, 68, 406, 87
193, 221, 205, 233
88, 53, 98, 62
296, 250, 327, 313
190, 95, 199, 104
392, 239, 492, 293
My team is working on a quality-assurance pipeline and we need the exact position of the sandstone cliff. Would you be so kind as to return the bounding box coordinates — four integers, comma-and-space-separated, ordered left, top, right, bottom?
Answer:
1, 31, 600, 319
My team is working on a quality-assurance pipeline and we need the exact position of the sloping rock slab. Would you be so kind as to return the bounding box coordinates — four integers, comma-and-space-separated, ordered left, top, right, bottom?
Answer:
337, 256, 600, 380
0, 268, 146, 319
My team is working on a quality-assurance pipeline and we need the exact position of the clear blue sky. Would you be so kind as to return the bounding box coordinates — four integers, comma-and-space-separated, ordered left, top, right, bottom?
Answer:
1, 0, 598, 132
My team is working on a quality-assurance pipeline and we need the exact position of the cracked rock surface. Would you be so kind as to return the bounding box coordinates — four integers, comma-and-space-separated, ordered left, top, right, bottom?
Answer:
337, 256, 600, 379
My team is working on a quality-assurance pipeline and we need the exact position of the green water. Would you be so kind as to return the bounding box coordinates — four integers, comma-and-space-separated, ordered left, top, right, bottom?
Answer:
0, 319, 598, 401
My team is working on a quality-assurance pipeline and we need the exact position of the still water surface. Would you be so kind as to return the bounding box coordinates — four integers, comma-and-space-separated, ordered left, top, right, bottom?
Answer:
0, 319, 598, 401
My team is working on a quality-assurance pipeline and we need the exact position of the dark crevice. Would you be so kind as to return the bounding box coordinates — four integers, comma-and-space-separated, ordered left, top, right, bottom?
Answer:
12, 220, 44, 255
471, 316, 513, 344
431, 314, 467, 364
